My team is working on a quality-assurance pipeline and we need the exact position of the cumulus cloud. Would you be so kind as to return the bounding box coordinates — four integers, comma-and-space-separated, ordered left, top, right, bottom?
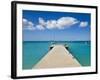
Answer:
57, 17, 79, 29
46, 20, 57, 29
57, 17, 78, 26
39, 17, 46, 26
23, 17, 88, 31
36, 25, 45, 30
23, 18, 28, 26
23, 18, 36, 30
79, 21, 88, 27
37, 17, 79, 30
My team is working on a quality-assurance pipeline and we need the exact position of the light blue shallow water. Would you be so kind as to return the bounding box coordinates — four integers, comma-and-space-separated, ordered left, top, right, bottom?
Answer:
23, 41, 90, 69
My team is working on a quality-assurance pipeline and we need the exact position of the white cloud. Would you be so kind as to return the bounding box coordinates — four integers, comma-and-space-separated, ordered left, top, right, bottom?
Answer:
36, 25, 45, 30
23, 18, 36, 30
39, 17, 46, 26
46, 20, 57, 29
38, 17, 79, 30
23, 17, 89, 31
28, 21, 34, 27
23, 18, 28, 27
57, 17, 79, 29
23, 18, 28, 25
79, 21, 88, 27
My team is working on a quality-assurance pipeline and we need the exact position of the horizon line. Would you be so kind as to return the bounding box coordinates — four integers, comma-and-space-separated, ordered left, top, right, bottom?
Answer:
23, 40, 91, 42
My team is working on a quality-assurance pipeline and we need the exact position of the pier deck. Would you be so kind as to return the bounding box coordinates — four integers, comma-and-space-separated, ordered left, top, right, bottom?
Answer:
33, 44, 81, 68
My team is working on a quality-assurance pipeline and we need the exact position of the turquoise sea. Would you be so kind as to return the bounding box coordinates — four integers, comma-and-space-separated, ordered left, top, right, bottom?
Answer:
23, 41, 91, 69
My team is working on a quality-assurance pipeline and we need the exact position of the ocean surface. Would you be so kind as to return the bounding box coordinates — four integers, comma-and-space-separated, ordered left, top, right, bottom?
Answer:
23, 41, 91, 69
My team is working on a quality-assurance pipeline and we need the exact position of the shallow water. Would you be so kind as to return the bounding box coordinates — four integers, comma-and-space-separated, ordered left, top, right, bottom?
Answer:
23, 41, 90, 69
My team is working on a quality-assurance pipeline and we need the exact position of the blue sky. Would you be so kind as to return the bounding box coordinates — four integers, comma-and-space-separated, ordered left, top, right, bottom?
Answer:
22, 10, 90, 41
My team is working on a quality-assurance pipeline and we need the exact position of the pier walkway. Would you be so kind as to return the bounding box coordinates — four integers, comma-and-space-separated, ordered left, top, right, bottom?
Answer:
34, 44, 81, 68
